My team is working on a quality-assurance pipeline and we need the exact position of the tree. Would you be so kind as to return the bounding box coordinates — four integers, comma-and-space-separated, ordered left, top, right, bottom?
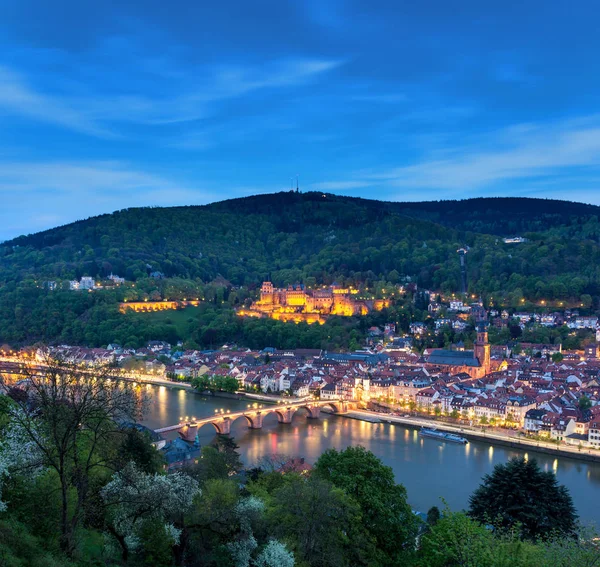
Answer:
184, 478, 243, 565
314, 446, 418, 565
183, 435, 242, 486
578, 395, 592, 411
255, 540, 295, 567
539, 527, 600, 567
191, 374, 212, 392
101, 462, 201, 562
551, 352, 564, 363
418, 510, 540, 567
426, 506, 441, 527
114, 426, 165, 474
419, 510, 494, 567
268, 474, 374, 567
468, 457, 577, 540
212, 434, 243, 474
221, 376, 240, 393
0, 357, 142, 554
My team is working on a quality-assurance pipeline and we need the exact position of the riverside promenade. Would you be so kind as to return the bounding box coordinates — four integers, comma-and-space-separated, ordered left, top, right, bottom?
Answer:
345, 409, 600, 464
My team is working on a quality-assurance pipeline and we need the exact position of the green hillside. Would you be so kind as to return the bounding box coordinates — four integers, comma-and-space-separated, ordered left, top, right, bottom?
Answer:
0, 192, 599, 347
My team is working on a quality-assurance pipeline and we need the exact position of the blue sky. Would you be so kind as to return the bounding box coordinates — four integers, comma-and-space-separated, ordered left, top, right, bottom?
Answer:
2, 1, 600, 240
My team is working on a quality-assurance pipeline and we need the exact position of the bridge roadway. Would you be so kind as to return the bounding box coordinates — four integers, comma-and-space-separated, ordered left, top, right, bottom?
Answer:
155, 399, 356, 439
0, 359, 177, 388
0, 359, 356, 439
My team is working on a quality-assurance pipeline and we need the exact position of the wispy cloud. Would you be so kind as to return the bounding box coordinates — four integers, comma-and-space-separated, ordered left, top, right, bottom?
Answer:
0, 66, 116, 138
0, 56, 343, 133
310, 116, 600, 202
384, 118, 600, 190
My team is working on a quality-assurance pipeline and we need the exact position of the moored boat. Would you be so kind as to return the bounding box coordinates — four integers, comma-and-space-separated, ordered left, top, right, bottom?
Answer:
419, 427, 468, 444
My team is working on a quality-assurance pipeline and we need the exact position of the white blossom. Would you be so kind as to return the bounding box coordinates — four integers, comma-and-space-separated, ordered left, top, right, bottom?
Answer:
164, 523, 182, 545
227, 534, 258, 567
101, 462, 200, 549
236, 495, 265, 533
0, 410, 46, 511
0, 455, 8, 512
254, 539, 295, 567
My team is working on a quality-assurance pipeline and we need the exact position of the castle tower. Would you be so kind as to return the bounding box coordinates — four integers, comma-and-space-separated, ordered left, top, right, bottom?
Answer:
474, 321, 490, 373
260, 281, 274, 304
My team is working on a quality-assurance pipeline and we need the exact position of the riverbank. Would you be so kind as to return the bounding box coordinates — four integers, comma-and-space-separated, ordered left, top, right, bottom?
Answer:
342, 410, 600, 464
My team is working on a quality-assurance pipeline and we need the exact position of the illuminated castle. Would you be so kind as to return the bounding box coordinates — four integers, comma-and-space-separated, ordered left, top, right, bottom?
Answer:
238, 282, 389, 324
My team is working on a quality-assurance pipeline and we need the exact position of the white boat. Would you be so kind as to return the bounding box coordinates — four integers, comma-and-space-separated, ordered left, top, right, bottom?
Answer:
419, 427, 468, 444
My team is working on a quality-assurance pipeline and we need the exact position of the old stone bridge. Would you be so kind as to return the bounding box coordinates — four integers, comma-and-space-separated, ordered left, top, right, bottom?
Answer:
154, 399, 356, 440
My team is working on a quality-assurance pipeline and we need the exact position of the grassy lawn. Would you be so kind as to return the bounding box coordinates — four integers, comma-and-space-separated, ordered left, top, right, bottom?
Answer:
130, 305, 201, 338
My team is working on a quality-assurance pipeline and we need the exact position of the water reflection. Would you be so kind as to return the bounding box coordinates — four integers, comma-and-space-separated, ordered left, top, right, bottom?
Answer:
142, 386, 600, 525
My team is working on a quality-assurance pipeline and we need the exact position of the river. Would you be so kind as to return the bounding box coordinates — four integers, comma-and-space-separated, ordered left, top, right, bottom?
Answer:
142, 385, 600, 526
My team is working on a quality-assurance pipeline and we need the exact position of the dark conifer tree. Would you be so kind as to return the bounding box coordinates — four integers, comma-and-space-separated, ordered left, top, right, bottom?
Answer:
468, 457, 577, 540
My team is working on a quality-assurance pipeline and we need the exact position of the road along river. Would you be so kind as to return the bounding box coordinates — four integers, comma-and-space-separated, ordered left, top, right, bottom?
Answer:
142, 385, 600, 526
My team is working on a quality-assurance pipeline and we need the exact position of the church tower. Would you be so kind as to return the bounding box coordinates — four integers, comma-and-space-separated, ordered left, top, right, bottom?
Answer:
474, 321, 490, 374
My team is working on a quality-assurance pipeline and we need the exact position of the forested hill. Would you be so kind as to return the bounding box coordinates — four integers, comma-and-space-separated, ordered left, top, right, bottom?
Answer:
1, 192, 600, 293
206, 193, 600, 236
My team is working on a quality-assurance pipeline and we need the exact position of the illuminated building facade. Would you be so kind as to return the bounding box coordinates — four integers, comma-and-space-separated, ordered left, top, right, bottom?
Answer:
238, 282, 389, 324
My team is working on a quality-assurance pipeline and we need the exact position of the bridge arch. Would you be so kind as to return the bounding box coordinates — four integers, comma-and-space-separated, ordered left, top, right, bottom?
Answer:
229, 413, 261, 429
273, 408, 289, 422
179, 419, 224, 439
319, 401, 344, 413
292, 404, 321, 419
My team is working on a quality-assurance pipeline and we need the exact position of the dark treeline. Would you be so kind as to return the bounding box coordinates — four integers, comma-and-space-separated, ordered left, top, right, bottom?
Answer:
0, 280, 595, 350
2, 193, 600, 295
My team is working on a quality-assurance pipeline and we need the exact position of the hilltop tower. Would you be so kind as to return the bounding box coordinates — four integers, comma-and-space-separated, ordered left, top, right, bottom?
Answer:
457, 248, 468, 294
474, 321, 491, 374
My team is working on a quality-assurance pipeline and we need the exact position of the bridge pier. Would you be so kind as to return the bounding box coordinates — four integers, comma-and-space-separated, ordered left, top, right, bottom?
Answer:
217, 418, 231, 435
179, 424, 198, 442
247, 413, 264, 429
276, 408, 294, 424
306, 406, 321, 419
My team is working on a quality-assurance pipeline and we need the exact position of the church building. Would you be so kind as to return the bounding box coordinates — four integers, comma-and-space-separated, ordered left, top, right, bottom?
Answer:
426, 321, 492, 379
